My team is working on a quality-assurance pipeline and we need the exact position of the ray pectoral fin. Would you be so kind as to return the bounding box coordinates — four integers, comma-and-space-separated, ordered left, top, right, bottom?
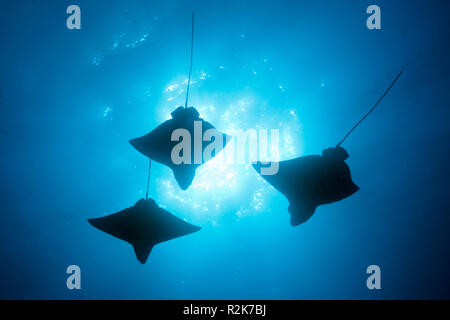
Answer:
177, 224, 202, 239
252, 162, 279, 185
251, 162, 264, 175
87, 218, 98, 228
129, 137, 141, 152
87, 217, 109, 234
87, 217, 129, 243
288, 201, 317, 227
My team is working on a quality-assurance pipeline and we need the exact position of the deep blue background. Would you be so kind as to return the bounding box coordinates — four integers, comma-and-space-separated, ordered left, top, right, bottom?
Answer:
0, 0, 449, 299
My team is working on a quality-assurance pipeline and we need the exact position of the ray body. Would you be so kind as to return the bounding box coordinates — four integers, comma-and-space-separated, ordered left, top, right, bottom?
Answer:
130, 106, 228, 190
88, 198, 201, 263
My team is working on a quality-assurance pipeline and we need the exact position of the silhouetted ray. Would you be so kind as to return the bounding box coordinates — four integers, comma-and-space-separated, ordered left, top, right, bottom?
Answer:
88, 198, 201, 263
253, 146, 359, 226
130, 106, 229, 190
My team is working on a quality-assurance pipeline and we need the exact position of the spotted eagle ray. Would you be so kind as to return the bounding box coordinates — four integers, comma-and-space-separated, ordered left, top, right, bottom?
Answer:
88, 198, 201, 263
253, 146, 359, 226
253, 71, 402, 226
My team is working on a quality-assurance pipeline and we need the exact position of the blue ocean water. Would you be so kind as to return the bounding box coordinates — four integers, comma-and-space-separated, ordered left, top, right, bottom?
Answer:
0, 0, 449, 299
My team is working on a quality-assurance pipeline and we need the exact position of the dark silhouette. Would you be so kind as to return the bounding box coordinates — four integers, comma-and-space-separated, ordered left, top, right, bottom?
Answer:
88, 198, 201, 264
130, 106, 229, 190
253, 146, 359, 226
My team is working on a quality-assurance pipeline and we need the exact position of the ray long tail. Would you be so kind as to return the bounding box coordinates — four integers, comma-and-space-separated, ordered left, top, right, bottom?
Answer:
184, 13, 195, 109
336, 70, 403, 147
